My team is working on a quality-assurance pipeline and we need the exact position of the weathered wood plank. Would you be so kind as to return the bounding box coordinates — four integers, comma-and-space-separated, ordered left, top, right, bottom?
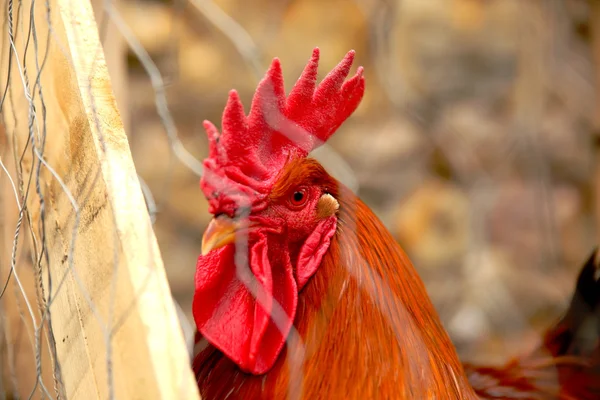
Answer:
0, 0, 200, 398
90, 0, 129, 133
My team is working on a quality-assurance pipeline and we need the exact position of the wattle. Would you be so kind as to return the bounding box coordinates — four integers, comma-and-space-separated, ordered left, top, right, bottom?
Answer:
192, 216, 337, 374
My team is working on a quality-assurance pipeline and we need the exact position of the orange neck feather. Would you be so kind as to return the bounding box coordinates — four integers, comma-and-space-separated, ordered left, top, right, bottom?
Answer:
194, 185, 479, 399
282, 187, 478, 398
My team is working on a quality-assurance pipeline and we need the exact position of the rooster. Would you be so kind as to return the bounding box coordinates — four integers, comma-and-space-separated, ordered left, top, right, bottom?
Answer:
191, 48, 600, 399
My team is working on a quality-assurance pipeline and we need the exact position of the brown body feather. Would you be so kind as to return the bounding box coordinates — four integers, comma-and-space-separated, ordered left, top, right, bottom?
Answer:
464, 249, 600, 399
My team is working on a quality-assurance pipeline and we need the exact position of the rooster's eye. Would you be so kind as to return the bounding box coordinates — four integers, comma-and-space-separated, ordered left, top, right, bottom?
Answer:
289, 187, 308, 208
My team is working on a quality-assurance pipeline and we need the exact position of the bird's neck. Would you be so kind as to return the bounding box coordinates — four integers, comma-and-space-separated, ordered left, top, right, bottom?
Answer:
194, 188, 480, 399
289, 188, 478, 399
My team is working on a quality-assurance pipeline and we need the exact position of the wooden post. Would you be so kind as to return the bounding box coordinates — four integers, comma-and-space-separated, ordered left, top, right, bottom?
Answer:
90, 0, 129, 132
0, 0, 200, 398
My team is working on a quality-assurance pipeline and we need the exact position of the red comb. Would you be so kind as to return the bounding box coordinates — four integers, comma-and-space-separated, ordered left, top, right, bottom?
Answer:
200, 48, 365, 216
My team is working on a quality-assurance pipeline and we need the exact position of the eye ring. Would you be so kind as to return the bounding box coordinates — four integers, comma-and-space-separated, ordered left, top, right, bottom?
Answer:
288, 187, 309, 208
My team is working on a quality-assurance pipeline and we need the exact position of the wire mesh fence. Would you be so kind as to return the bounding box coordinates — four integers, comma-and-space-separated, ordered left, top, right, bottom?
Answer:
1, 0, 599, 398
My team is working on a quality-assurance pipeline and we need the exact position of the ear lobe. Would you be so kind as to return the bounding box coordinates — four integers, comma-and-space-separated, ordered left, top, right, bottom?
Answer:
316, 193, 339, 219
296, 216, 337, 289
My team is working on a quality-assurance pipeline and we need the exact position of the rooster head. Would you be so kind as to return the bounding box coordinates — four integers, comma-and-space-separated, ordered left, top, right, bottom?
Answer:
194, 48, 365, 374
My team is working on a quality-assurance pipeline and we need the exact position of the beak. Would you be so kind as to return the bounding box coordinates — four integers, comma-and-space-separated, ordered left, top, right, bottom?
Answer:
201, 215, 244, 256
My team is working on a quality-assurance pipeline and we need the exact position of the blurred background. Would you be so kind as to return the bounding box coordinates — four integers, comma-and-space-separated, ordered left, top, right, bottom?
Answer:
114, 0, 598, 366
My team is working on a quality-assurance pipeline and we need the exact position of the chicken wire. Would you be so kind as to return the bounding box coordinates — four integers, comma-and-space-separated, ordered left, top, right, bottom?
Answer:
0, 0, 197, 398
0, 0, 598, 398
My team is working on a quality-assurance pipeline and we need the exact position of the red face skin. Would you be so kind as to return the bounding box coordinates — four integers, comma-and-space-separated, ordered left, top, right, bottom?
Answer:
261, 187, 323, 242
